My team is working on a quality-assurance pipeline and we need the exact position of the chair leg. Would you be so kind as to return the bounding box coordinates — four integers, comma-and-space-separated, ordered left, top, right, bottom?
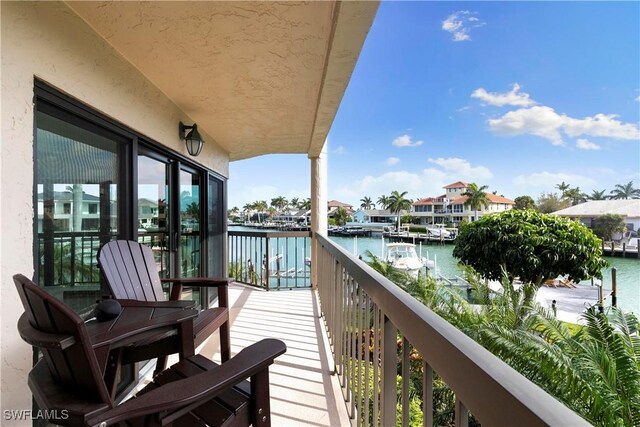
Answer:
220, 320, 231, 363
251, 369, 271, 427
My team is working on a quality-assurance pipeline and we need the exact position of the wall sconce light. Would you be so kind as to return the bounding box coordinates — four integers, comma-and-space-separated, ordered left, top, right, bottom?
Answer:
179, 122, 204, 156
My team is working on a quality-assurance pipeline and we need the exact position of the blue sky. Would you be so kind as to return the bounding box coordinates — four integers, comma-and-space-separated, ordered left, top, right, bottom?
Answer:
229, 1, 640, 209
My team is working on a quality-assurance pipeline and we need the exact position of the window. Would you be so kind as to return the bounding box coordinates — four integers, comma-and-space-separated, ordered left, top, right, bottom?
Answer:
35, 81, 226, 317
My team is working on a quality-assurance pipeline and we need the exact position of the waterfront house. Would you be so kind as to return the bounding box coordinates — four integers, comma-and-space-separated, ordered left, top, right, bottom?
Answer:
1, 2, 588, 426
412, 181, 514, 225
553, 199, 640, 235
352, 208, 398, 224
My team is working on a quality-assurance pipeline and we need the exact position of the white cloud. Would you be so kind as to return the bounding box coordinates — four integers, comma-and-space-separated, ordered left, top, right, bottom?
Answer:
386, 157, 400, 166
636, 95, 640, 102
427, 157, 493, 181
392, 134, 424, 148
471, 83, 535, 107
575, 138, 601, 150
487, 106, 640, 145
331, 158, 493, 204
333, 145, 346, 155
442, 11, 485, 42
488, 106, 565, 145
563, 113, 640, 140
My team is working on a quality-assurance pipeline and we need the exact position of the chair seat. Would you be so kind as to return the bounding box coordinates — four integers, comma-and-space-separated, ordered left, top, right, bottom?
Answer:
128, 355, 251, 427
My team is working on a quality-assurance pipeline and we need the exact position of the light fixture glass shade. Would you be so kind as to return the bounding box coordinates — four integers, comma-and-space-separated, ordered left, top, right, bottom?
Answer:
181, 122, 204, 156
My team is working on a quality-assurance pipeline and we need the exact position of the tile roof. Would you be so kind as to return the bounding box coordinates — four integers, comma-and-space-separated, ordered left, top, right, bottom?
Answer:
443, 181, 468, 189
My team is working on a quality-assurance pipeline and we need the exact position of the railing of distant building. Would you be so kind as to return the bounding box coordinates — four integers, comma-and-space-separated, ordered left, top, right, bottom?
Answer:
314, 232, 589, 427
228, 230, 312, 290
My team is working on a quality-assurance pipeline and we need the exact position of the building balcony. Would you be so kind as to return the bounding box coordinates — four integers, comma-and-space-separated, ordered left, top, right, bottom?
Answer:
215, 231, 589, 426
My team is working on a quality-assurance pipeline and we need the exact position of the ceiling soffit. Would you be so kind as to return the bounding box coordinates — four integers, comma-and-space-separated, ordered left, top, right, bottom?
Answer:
67, 1, 379, 161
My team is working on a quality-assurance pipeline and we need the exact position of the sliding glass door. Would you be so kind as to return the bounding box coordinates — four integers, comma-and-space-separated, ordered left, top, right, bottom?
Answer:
35, 82, 225, 316
35, 102, 126, 317
137, 152, 205, 303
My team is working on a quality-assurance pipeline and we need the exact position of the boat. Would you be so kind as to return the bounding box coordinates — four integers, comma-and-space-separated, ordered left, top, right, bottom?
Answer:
426, 225, 452, 239
385, 243, 429, 276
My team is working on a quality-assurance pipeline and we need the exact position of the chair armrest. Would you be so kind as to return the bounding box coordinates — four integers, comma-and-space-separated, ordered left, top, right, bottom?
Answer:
161, 278, 232, 306
117, 299, 197, 310
90, 309, 198, 348
86, 339, 286, 427
17, 314, 76, 349
160, 277, 233, 288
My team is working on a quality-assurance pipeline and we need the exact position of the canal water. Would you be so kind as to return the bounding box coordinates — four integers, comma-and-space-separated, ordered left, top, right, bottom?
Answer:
330, 235, 639, 316
229, 227, 639, 315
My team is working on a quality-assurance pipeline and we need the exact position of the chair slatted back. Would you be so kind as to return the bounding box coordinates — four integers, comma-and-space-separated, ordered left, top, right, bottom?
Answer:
13, 274, 111, 404
98, 240, 165, 302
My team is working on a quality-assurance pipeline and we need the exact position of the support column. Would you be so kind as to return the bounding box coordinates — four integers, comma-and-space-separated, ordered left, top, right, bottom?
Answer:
310, 143, 327, 289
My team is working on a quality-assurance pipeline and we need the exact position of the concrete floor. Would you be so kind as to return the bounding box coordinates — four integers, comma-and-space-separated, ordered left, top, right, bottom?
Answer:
199, 283, 351, 426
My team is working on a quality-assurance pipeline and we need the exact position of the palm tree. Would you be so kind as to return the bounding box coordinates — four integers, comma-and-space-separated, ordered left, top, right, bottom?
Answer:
461, 183, 490, 221
254, 200, 268, 222
332, 206, 350, 226
588, 189, 608, 201
299, 198, 311, 210
387, 190, 412, 230
290, 197, 300, 209
556, 181, 571, 198
564, 187, 586, 206
360, 196, 374, 210
377, 194, 390, 209
609, 181, 640, 199
270, 196, 287, 211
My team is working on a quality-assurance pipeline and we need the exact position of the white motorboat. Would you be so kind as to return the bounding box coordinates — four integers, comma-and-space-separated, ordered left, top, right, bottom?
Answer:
386, 243, 429, 276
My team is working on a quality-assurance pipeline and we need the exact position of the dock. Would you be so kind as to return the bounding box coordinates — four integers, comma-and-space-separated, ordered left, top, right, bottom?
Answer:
601, 241, 639, 259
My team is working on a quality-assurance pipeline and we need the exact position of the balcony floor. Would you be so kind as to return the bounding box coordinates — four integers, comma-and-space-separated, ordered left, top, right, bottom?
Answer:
199, 283, 351, 426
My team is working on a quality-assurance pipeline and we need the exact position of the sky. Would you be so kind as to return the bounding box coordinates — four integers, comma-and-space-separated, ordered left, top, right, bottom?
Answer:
228, 1, 640, 210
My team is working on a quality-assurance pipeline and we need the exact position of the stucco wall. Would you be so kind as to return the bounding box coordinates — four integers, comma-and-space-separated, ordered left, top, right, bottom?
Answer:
1, 2, 229, 420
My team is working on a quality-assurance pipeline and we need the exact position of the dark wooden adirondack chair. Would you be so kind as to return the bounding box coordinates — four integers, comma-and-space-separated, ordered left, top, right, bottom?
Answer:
98, 240, 231, 373
14, 274, 286, 427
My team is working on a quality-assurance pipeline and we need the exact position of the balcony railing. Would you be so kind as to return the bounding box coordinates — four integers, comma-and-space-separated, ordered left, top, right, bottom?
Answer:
315, 233, 588, 426
228, 230, 312, 290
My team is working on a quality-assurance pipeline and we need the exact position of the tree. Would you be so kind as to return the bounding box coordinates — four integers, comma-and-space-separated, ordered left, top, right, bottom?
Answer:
299, 198, 311, 210
536, 192, 570, 213
588, 189, 608, 200
461, 183, 490, 221
592, 214, 626, 241
387, 190, 412, 230
360, 196, 374, 210
452, 209, 607, 287
270, 196, 287, 211
377, 194, 390, 209
555, 181, 571, 198
513, 195, 536, 210
609, 181, 640, 199
332, 206, 350, 226
564, 187, 586, 206
290, 197, 299, 209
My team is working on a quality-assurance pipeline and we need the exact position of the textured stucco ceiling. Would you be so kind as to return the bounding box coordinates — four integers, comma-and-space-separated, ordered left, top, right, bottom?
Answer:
67, 1, 378, 161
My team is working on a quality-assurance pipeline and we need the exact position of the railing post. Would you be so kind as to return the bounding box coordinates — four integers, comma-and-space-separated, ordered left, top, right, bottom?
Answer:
382, 315, 396, 427
402, 337, 410, 426
455, 399, 469, 427
423, 361, 433, 427
264, 237, 270, 291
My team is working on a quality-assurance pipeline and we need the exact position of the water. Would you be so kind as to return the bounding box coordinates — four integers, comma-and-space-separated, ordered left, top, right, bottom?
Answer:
331, 235, 640, 315
229, 227, 639, 315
